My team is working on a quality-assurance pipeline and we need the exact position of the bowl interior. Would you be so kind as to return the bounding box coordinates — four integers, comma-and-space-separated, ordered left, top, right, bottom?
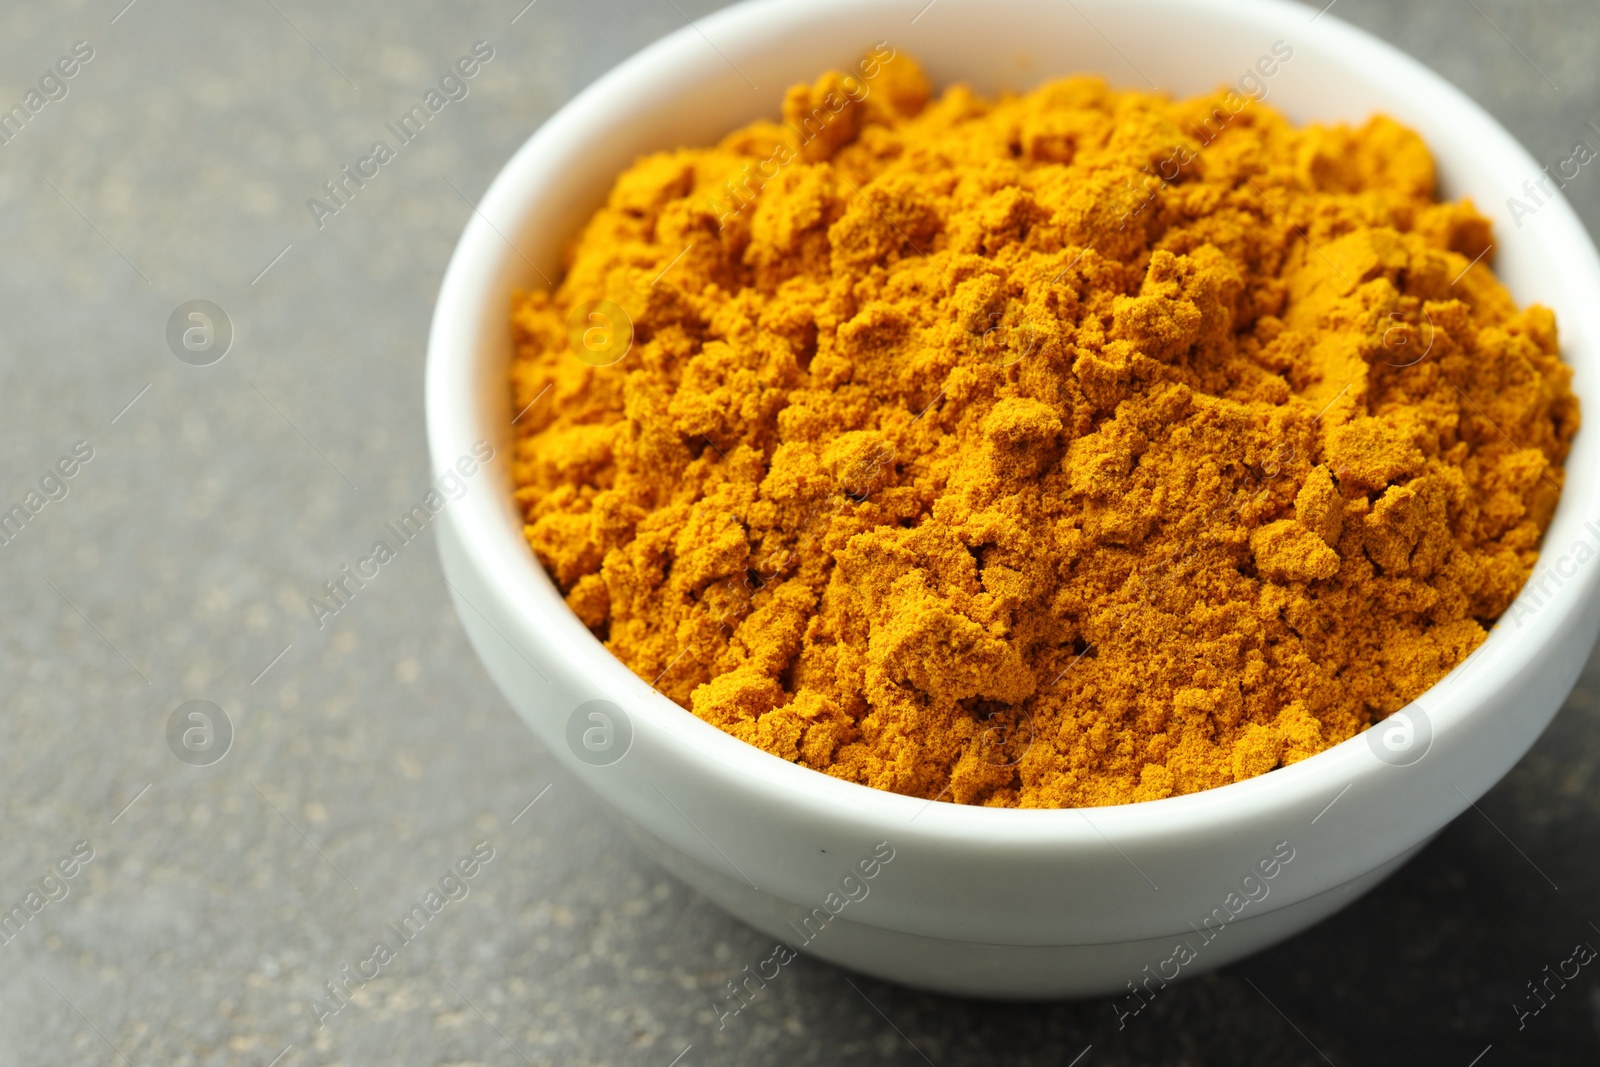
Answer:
428, 0, 1600, 838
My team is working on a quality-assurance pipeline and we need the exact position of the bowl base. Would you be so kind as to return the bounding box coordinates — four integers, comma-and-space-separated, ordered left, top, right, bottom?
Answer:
623, 817, 1430, 999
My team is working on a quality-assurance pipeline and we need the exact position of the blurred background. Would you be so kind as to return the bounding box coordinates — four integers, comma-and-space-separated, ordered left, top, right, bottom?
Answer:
0, 0, 1594, 1063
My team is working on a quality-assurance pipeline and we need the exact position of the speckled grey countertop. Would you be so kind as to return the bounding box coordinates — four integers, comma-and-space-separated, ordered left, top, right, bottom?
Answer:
0, 0, 1596, 1064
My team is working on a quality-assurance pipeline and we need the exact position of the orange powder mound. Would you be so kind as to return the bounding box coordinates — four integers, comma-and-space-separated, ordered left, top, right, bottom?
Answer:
506, 51, 1577, 807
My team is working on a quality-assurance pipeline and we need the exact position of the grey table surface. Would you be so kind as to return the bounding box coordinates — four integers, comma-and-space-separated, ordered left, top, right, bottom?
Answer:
0, 0, 1596, 1064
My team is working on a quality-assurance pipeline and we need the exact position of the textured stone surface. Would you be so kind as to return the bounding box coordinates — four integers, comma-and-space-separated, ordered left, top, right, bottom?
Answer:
0, 0, 1595, 1063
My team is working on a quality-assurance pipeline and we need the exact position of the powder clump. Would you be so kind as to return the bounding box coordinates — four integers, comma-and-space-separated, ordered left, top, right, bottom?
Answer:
508, 49, 1577, 808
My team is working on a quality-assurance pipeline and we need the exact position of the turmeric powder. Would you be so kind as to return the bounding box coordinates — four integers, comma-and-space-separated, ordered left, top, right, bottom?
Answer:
508, 51, 1577, 808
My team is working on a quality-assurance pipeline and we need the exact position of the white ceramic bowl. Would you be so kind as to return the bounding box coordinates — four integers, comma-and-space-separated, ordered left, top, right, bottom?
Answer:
426, 0, 1600, 997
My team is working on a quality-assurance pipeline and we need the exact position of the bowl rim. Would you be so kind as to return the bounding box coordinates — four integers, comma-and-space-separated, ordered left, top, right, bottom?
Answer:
426, 0, 1600, 846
